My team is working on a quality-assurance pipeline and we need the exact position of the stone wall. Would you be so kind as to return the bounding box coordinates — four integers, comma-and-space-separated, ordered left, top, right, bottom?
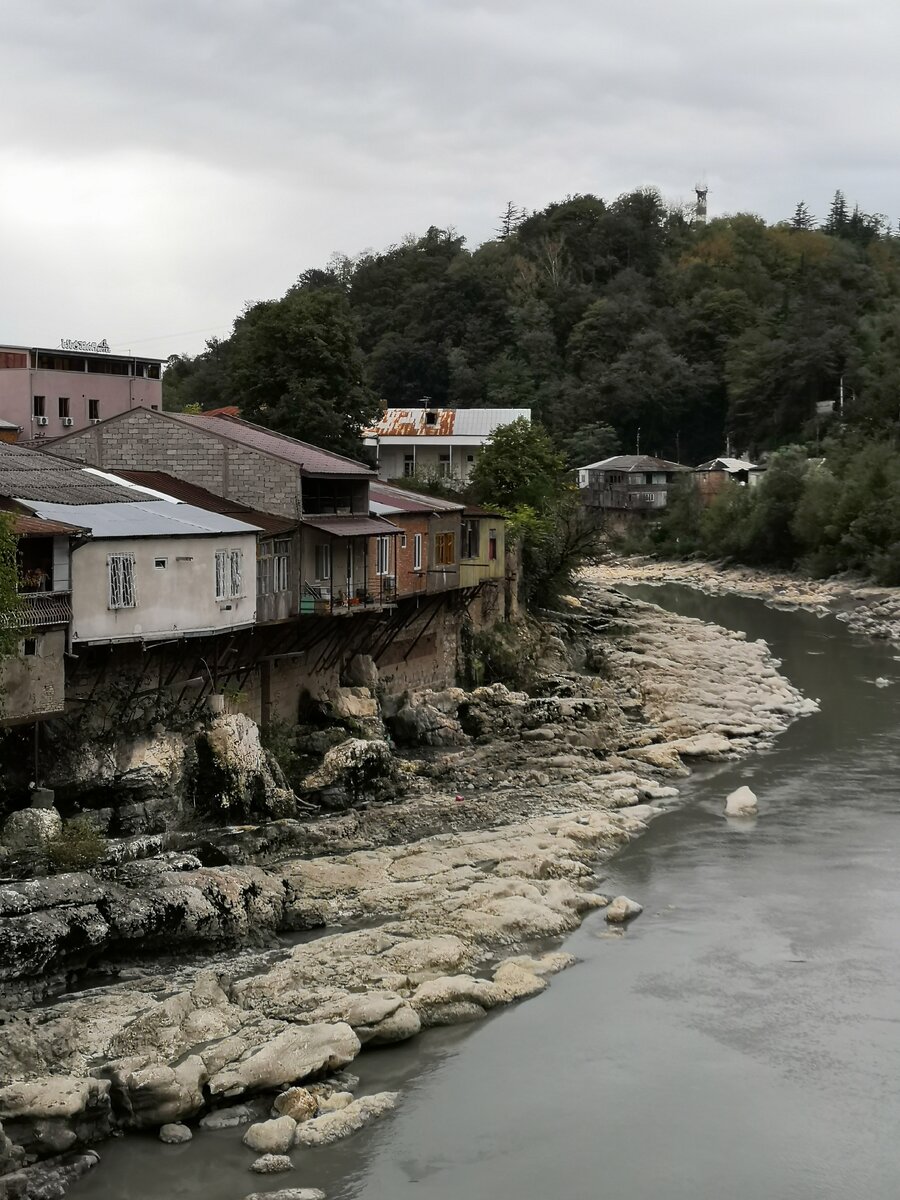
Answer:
52, 409, 302, 517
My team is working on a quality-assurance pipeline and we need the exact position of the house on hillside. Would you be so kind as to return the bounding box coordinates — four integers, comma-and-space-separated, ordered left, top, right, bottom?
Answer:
459, 507, 506, 588
0, 340, 163, 441
51, 408, 403, 615
694, 457, 763, 505
368, 483, 464, 598
577, 455, 691, 513
363, 405, 530, 483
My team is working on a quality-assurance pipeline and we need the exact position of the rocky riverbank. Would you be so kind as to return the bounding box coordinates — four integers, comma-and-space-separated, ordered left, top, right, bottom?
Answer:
0, 583, 815, 1199
587, 557, 900, 646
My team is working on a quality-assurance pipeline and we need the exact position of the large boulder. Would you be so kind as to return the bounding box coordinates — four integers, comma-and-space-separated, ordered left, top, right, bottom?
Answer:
250, 1155, 294, 1175
242, 1117, 297, 1154
341, 654, 379, 690
0, 1076, 112, 1156
209, 1023, 360, 1098
2, 808, 62, 854
272, 1088, 318, 1123
300, 739, 394, 804
159, 1122, 192, 1144
102, 1054, 208, 1128
725, 785, 758, 817
293, 1092, 398, 1147
605, 895, 643, 924
196, 715, 295, 819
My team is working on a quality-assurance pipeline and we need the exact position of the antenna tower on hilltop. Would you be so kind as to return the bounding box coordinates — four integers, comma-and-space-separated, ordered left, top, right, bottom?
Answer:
694, 182, 708, 225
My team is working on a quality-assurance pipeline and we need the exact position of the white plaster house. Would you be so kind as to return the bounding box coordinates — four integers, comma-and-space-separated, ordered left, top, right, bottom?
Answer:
363, 406, 531, 483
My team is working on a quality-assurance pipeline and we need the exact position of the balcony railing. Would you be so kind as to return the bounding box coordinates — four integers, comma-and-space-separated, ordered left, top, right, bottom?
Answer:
2, 591, 73, 629
300, 577, 397, 615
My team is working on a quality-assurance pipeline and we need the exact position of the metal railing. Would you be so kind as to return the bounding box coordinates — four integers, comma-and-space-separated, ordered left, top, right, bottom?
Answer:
300, 577, 397, 615
1, 591, 72, 629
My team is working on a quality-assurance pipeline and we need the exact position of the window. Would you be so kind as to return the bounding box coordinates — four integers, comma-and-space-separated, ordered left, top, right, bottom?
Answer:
58, 397, 70, 419
0, 352, 27, 369
403, 453, 415, 477
413, 532, 423, 571
435, 531, 455, 566
314, 543, 331, 581
273, 539, 290, 592
400, 533, 407, 549
488, 528, 498, 561
439, 453, 451, 478
375, 535, 391, 576
462, 519, 480, 559
23, 638, 37, 657
108, 554, 136, 609
154, 557, 167, 569
425, 410, 437, 426
32, 396, 45, 418
215, 549, 243, 600
89, 398, 100, 421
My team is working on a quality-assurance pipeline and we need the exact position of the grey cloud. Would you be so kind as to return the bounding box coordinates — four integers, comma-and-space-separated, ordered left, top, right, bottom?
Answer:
0, 0, 897, 353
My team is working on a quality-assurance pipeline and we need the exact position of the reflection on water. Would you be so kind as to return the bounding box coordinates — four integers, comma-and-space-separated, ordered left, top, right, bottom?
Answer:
71, 586, 900, 1200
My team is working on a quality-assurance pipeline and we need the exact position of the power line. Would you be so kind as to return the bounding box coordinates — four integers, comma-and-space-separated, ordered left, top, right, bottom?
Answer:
107, 323, 234, 351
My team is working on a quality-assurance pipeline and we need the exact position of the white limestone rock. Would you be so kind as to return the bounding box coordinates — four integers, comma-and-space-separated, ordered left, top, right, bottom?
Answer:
209, 1023, 360, 1098
2, 807, 62, 853
250, 1154, 294, 1175
293, 1092, 398, 1147
243, 1116, 298, 1154
159, 1122, 192, 1144
272, 1087, 318, 1123
724, 785, 759, 817
605, 895, 643, 923
243, 1191, 325, 1200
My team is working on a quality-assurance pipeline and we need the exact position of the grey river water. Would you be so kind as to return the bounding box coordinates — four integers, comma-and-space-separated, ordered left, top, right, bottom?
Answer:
71, 585, 900, 1199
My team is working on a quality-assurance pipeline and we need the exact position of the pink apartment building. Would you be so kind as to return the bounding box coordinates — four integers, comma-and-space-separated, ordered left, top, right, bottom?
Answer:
0, 343, 164, 443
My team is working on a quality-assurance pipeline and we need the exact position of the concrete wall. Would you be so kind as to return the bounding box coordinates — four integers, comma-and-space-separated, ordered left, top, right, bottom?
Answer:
0, 357, 161, 439
70, 531, 258, 643
377, 443, 479, 482
0, 630, 66, 726
52, 409, 303, 518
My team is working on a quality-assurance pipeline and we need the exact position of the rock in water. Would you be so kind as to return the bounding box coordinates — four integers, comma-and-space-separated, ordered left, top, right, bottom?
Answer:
243, 1116, 298, 1154
159, 1122, 192, 1143
605, 895, 643, 923
294, 1092, 398, 1147
243, 1190, 326, 1200
724, 785, 759, 817
272, 1087, 318, 1123
250, 1154, 294, 1174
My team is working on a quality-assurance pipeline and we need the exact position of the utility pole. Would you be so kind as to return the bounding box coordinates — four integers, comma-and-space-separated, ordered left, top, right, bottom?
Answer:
694, 183, 709, 226
636, 426, 641, 456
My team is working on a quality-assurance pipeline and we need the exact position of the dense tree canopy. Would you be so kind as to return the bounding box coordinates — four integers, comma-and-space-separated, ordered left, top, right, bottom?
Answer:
164, 187, 900, 466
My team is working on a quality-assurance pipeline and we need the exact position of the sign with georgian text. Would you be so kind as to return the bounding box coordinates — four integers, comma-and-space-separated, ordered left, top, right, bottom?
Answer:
60, 338, 110, 354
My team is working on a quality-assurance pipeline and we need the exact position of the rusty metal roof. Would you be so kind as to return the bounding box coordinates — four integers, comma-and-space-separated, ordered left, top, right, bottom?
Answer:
112, 470, 298, 535
301, 515, 401, 538
363, 407, 530, 441
11, 513, 86, 537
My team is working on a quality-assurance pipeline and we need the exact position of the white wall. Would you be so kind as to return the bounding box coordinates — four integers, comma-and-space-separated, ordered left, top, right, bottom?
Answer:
377, 443, 480, 481
70, 532, 258, 643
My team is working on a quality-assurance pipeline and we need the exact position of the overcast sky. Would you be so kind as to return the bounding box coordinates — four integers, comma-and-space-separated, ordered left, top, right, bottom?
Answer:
0, 0, 894, 359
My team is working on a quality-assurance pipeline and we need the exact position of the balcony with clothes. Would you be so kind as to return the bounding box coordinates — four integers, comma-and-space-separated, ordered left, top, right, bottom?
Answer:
298, 516, 402, 615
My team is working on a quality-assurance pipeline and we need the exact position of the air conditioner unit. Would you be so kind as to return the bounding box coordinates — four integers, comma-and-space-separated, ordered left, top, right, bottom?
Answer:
35, 416, 48, 427
62, 417, 74, 427
90, 418, 100, 425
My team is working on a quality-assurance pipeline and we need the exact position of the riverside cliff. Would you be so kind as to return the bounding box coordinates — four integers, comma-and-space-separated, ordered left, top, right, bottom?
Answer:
0, 582, 814, 1198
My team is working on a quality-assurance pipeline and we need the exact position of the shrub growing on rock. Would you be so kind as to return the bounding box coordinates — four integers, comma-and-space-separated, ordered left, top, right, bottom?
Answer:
46, 815, 108, 872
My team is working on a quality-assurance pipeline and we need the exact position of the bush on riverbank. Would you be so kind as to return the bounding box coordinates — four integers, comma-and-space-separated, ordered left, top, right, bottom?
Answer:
632, 434, 900, 585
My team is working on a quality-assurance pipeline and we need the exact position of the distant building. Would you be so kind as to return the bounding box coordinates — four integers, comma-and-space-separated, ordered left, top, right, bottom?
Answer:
368, 482, 464, 599
694, 457, 763, 504
0, 342, 163, 442
363, 406, 530, 483
577, 455, 691, 513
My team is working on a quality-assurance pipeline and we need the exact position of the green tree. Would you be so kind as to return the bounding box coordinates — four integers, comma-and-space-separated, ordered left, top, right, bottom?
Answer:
791, 201, 816, 231
470, 418, 566, 511
0, 513, 23, 661
227, 288, 378, 458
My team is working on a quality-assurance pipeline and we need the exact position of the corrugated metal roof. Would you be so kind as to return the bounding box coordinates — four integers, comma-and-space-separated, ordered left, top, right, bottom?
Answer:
112, 470, 298, 535
369, 483, 463, 515
20, 499, 261, 539
301, 514, 401, 538
579, 455, 690, 473
198, 406, 240, 418
169, 413, 374, 477
0, 443, 142, 504
695, 457, 760, 473
363, 407, 530, 439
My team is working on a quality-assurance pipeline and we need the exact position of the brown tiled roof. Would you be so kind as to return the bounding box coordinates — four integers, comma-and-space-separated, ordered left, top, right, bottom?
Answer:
11, 513, 86, 537
168, 413, 375, 477
112, 470, 297, 536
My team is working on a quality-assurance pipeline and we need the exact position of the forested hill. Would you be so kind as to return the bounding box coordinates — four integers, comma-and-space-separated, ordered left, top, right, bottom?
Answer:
163, 189, 900, 465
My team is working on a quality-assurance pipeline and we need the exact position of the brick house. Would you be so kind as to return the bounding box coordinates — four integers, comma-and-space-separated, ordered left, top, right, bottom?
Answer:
368, 482, 464, 598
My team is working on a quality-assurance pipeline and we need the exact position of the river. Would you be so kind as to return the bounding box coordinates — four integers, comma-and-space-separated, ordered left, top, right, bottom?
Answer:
71, 585, 900, 1199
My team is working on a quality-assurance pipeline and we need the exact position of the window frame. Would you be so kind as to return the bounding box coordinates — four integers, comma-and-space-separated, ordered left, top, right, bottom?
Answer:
413, 532, 423, 572
108, 553, 137, 610
58, 397, 70, 419
435, 531, 456, 566
215, 548, 244, 601
314, 543, 331, 582
375, 535, 391, 576
32, 395, 45, 418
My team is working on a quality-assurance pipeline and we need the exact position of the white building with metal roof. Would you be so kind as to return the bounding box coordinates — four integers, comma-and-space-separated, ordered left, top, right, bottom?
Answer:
363, 406, 530, 483
17, 496, 260, 645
